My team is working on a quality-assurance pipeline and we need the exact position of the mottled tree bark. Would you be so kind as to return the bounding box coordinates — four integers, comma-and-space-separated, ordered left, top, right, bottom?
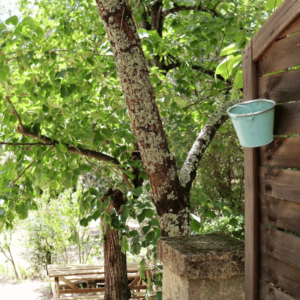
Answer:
95, 0, 190, 238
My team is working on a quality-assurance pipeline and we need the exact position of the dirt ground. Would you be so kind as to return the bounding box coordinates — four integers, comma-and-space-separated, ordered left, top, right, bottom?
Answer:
0, 277, 53, 300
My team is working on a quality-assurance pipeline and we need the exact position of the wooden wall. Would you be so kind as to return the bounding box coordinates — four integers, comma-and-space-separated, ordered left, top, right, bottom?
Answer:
243, 2, 300, 299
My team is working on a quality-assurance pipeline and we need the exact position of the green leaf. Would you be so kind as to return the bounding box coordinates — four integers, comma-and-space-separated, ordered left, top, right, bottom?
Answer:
137, 211, 146, 223
142, 225, 151, 234
111, 219, 122, 230
133, 187, 143, 196
0, 23, 6, 30
6, 16, 18, 26
164, 94, 172, 107
89, 187, 99, 196
59, 142, 68, 153
143, 209, 154, 218
0, 207, 5, 216
191, 219, 201, 232
55, 70, 67, 78
149, 218, 160, 227
205, 210, 216, 218
131, 242, 141, 254
0, 66, 9, 81
222, 206, 232, 217
129, 230, 139, 237
266, 0, 283, 9
80, 217, 88, 227
215, 55, 242, 80
121, 207, 129, 223
228, 218, 238, 227
145, 231, 155, 241
233, 69, 243, 89
93, 210, 101, 220
100, 86, 108, 97
220, 44, 239, 56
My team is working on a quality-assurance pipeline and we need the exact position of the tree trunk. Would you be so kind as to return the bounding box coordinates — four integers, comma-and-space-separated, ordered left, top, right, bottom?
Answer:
103, 223, 131, 300
8, 248, 19, 280
95, 0, 190, 237
101, 189, 131, 300
46, 250, 51, 265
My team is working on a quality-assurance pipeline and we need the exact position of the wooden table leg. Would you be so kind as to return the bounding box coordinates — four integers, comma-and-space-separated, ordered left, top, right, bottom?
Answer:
55, 277, 60, 298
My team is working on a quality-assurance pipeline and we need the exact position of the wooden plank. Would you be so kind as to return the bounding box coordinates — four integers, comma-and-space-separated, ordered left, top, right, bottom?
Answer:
51, 282, 58, 298
278, 16, 300, 39
59, 276, 80, 290
259, 280, 294, 300
49, 270, 105, 277
260, 251, 300, 297
274, 102, 300, 136
258, 32, 300, 76
259, 167, 300, 203
242, 40, 259, 300
47, 273, 140, 282
259, 137, 300, 168
129, 276, 141, 289
55, 277, 60, 298
259, 224, 300, 270
48, 263, 151, 277
54, 291, 153, 300
258, 68, 300, 103
252, 0, 300, 61
60, 288, 105, 294
259, 196, 300, 235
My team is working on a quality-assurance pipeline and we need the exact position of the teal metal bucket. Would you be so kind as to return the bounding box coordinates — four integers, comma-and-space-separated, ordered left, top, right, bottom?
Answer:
227, 99, 276, 148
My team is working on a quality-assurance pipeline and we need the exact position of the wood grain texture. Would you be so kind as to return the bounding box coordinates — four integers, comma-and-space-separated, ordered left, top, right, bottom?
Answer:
278, 16, 300, 39
258, 32, 300, 76
259, 137, 300, 168
274, 102, 300, 135
258, 68, 300, 103
260, 251, 300, 298
259, 195, 300, 235
253, 0, 300, 61
259, 280, 294, 300
242, 40, 259, 300
259, 167, 300, 204
259, 224, 300, 270
59, 276, 79, 290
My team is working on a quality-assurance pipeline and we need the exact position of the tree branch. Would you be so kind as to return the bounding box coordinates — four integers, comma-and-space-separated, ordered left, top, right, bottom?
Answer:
162, 3, 219, 18
12, 159, 37, 184
5, 96, 24, 131
163, 61, 230, 83
183, 88, 231, 109
0, 245, 12, 262
179, 99, 240, 192
12, 145, 55, 184
16, 128, 132, 187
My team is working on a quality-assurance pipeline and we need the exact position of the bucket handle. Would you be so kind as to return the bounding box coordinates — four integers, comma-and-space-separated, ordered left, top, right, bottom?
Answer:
229, 104, 254, 128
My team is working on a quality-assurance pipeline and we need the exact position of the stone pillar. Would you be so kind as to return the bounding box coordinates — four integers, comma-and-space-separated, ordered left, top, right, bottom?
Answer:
157, 233, 245, 300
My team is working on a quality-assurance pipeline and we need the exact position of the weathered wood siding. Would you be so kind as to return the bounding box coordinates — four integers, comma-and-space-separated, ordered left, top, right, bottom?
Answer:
243, 3, 300, 299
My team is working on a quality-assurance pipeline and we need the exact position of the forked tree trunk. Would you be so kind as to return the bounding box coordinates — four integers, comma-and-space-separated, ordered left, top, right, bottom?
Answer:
103, 224, 131, 300
95, 0, 190, 237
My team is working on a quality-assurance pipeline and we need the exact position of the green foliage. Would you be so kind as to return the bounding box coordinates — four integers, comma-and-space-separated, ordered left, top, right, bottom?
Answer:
22, 182, 101, 275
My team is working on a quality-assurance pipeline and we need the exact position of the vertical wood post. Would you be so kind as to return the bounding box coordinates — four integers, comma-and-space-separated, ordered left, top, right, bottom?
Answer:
242, 40, 259, 300
55, 277, 60, 298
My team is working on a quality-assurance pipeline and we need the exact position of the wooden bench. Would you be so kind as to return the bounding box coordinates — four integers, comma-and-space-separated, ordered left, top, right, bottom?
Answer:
53, 291, 154, 299
47, 262, 153, 299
